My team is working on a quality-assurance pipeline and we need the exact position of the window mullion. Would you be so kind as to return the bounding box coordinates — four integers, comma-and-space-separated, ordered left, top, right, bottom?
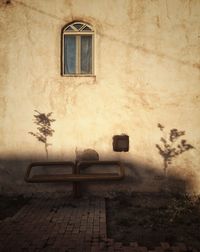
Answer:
76, 35, 81, 74
92, 35, 94, 74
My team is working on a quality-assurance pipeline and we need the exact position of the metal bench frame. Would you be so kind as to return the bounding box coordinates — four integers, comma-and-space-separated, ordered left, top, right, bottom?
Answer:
25, 160, 125, 197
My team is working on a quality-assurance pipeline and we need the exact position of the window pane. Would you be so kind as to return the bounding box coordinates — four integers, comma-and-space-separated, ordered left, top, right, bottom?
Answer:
66, 26, 73, 31
81, 36, 92, 74
64, 35, 76, 74
73, 23, 83, 30
82, 26, 92, 31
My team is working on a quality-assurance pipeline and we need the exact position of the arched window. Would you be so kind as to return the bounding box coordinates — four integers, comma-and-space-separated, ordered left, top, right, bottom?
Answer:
62, 21, 94, 76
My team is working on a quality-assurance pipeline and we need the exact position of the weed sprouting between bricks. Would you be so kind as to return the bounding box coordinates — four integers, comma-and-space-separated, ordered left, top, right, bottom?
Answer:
29, 110, 56, 159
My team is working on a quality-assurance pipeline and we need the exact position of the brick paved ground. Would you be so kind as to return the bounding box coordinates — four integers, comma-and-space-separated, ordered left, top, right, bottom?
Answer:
0, 195, 198, 252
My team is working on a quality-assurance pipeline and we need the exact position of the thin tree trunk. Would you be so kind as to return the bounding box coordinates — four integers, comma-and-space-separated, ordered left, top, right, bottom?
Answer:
164, 159, 168, 193
164, 159, 167, 177
45, 143, 48, 159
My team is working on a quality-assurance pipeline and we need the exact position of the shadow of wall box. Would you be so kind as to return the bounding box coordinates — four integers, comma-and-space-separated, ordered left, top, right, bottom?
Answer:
113, 134, 129, 152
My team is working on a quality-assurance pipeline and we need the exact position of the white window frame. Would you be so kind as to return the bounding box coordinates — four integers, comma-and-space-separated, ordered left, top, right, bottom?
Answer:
61, 21, 94, 76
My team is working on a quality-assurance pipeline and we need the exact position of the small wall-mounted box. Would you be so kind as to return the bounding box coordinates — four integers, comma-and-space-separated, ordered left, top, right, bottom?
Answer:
113, 134, 129, 152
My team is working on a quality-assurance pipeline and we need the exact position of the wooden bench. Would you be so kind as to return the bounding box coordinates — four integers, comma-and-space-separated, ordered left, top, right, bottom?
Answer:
24, 160, 125, 197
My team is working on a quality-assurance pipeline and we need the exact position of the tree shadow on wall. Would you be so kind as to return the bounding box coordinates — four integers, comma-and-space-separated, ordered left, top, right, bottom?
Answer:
29, 110, 56, 159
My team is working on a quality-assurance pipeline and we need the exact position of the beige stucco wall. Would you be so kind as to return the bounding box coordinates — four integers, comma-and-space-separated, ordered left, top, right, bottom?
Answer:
0, 0, 200, 194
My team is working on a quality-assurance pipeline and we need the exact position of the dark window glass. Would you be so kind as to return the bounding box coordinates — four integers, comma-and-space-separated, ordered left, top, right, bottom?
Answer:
81, 35, 92, 74
73, 23, 82, 30
64, 35, 76, 74
83, 26, 92, 31
66, 26, 73, 31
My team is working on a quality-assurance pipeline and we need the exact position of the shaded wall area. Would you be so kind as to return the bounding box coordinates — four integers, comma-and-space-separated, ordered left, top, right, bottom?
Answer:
0, 154, 196, 196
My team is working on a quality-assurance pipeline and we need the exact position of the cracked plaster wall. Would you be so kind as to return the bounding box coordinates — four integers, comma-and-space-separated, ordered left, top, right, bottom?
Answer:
0, 0, 200, 194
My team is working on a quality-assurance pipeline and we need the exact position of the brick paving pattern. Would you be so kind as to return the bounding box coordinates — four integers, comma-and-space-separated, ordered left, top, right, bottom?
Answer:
0, 195, 198, 251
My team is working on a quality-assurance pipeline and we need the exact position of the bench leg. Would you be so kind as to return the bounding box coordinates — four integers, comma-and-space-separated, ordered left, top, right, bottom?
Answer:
73, 182, 81, 198
73, 161, 81, 198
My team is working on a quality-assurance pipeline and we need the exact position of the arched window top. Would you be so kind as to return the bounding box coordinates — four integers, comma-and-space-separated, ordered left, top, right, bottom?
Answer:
63, 22, 93, 33
62, 21, 94, 76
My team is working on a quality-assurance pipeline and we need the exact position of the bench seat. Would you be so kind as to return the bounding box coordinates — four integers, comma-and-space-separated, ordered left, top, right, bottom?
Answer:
27, 172, 121, 183
24, 160, 125, 196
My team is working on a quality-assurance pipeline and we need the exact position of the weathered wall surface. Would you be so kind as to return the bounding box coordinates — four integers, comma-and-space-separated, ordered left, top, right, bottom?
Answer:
0, 0, 200, 194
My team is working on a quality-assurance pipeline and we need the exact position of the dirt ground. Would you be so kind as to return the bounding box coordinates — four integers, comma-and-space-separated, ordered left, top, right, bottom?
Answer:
0, 195, 29, 220
106, 192, 200, 250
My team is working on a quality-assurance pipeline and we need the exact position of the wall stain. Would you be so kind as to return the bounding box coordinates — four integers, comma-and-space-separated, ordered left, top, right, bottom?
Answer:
30, 78, 49, 100
193, 63, 200, 70
24, 3, 34, 44
188, 0, 192, 16
126, 0, 145, 80
125, 84, 156, 110
0, 0, 13, 8
0, 97, 6, 119
49, 80, 68, 117
126, 92, 154, 110
156, 16, 160, 28
127, 0, 145, 22
65, 0, 74, 20
165, 0, 170, 20
12, 0, 69, 23
97, 30, 200, 70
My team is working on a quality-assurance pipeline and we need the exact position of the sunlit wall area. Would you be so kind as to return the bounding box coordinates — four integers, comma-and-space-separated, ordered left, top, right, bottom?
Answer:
0, 0, 200, 194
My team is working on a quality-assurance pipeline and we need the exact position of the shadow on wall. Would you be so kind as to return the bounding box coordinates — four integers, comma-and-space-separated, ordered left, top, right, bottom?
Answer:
0, 157, 75, 195
80, 159, 192, 196
0, 154, 195, 196
0, 113, 196, 195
